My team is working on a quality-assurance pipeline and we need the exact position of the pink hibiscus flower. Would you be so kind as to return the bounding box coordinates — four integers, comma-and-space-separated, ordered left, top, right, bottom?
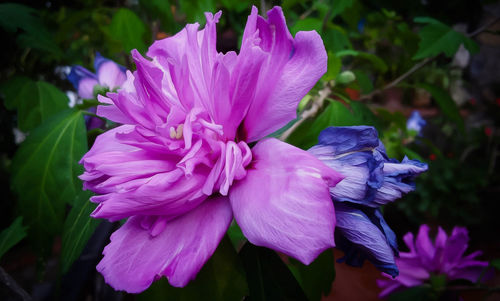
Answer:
79, 6, 343, 293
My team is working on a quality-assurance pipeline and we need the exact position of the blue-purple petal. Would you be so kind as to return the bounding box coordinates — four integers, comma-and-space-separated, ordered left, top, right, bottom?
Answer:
317, 126, 379, 155
310, 126, 428, 207
67, 65, 97, 90
334, 202, 399, 277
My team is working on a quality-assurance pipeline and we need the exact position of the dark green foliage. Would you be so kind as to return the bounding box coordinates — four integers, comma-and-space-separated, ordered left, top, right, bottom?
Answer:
288, 249, 336, 301
413, 17, 479, 60
0, 217, 27, 260
109, 8, 149, 53
418, 83, 464, 131
10, 110, 87, 252
1, 78, 69, 131
239, 243, 308, 301
60, 191, 101, 274
0, 3, 62, 58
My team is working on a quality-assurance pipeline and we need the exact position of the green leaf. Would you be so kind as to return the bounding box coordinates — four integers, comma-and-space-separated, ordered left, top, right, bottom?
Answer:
323, 27, 352, 52
17, 31, 63, 58
323, 51, 342, 81
0, 217, 27, 260
60, 191, 101, 274
227, 221, 246, 251
139, 0, 179, 33
239, 243, 308, 301
0, 3, 62, 57
335, 50, 388, 73
291, 18, 323, 36
430, 274, 446, 292
0, 3, 39, 33
331, 0, 355, 19
11, 110, 87, 251
287, 101, 380, 149
402, 147, 424, 162
178, 0, 217, 23
219, 0, 251, 13
418, 83, 464, 131
353, 70, 374, 94
109, 8, 148, 53
289, 249, 335, 301
490, 259, 500, 271
413, 17, 479, 60
138, 236, 248, 301
0, 78, 69, 131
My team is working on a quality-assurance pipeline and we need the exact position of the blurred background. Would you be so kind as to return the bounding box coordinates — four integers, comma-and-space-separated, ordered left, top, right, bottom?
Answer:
1, 0, 499, 300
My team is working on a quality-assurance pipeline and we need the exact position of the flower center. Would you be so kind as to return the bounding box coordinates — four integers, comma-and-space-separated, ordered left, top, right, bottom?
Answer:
169, 124, 184, 139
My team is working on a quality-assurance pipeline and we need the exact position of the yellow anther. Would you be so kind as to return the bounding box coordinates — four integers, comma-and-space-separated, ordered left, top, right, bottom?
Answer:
170, 124, 184, 139
169, 126, 176, 139
175, 124, 183, 139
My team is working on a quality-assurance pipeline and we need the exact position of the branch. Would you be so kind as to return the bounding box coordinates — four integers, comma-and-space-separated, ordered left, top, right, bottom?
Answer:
359, 57, 433, 100
260, 0, 266, 14
0, 266, 32, 301
468, 16, 500, 38
280, 85, 331, 141
359, 16, 499, 101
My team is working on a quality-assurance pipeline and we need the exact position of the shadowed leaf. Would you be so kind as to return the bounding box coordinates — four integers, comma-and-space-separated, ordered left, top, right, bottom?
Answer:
11, 110, 87, 252
239, 243, 307, 301
60, 190, 101, 274
0, 217, 27, 260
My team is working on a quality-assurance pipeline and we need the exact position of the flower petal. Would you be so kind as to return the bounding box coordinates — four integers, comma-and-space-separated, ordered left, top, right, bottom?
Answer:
415, 224, 436, 270
95, 54, 127, 90
78, 78, 99, 99
334, 203, 398, 277
229, 138, 342, 264
96, 196, 232, 293
316, 126, 380, 155
67, 66, 98, 99
240, 6, 327, 142
80, 125, 211, 221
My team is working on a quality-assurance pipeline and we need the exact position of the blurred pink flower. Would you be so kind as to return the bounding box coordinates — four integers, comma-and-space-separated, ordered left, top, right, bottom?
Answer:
377, 224, 489, 298
80, 6, 343, 293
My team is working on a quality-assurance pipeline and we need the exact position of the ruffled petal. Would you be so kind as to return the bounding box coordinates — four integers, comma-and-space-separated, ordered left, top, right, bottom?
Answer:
316, 126, 380, 155
80, 125, 212, 221
334, 203, 398, 277
96, 196, 232, 293
309, 144, 385, 207
415, 225, 436, 270
311, 127, 428, 207
229, 138, 342, 264
240, 6, 327, 142
442, 226, 469, 267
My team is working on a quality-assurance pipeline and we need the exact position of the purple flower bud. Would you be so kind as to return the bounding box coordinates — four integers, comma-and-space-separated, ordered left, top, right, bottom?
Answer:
308, 126, 428, 275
